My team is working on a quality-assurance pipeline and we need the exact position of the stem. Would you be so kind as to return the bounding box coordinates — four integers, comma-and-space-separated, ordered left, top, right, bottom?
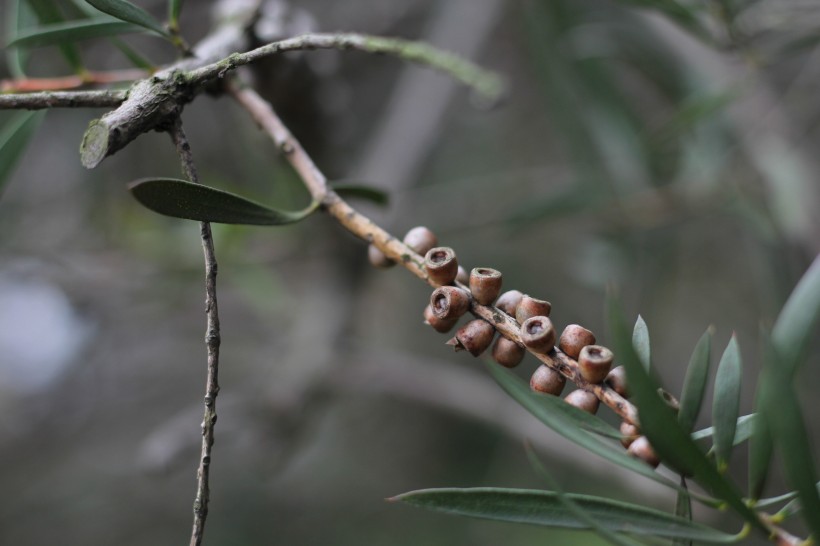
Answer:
168, 119, 221, 546
0, 90, 127, 110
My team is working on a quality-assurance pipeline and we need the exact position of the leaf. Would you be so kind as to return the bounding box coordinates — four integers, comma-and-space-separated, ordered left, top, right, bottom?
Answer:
0, 111, 45, 198
673, 477, 692, 546
771, 255, 820, 375
7, 18, 144, 47
84, 0, 169, 37
607, 295, 764, 531
632, 315, 651, 370
330, 182, 389, 206
167, 0, 182, 31
390, 488, 738, 543
5, 0, 33, 77
128, 178, 319, 225
691, 413, 755, 445
486, 362, 688, 494
24, 0, 84, 72
748, 412, 773, 501
614, 0, 709, 40
678, 327, 713, 432
712, 335, 742, 470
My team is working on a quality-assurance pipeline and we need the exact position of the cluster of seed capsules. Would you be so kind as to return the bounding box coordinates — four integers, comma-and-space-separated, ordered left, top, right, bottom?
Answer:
368, 226, 659, 468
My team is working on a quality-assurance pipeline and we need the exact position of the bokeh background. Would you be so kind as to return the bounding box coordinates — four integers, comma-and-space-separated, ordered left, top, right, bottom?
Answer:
1, 0, 819, 544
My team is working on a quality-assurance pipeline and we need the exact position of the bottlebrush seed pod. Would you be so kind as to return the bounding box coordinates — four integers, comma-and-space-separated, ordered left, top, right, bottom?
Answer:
456, 266, 469, 285
515, 295, 552, 324
628, 436, 660, 468
367, 244, 394, 268
430, 286, 470, 321
425, 247, 458, 287
530, 364, 566, 395
520, 316, 556, 354
495, 290, 523, 316
577, 345, 614, 384
492, 336, 525, 368
620, 421, 640, 449
423, 304, 458, 333
605, 365, 629, 398
558, 324, 596, 360
469, 267, 503, 305
446, 319, 495, 357
403, 226, 438, 256
564, 389, 599, 414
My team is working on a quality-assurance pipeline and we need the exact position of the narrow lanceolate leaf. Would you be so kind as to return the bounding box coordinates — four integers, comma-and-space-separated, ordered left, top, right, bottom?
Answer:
712, 336, 742, 470
632, 315, 651, 370
771, 255, 820, 375
330, 182, 389, 206
168, 0, 182, 30
25, 0, 84, 72
0, 111, 45, 198
390, 488, 738, 543
7, 18, 144, 47
674, 477, 693, 546
691, 414, 755, 445
128, 178, 319, 225
6, 0, 33, 77
486, 362, 686, 493
607, 296, 764, 531
748, 411, 773, 501
84, 0, 169, 37
678, 327, 713, 432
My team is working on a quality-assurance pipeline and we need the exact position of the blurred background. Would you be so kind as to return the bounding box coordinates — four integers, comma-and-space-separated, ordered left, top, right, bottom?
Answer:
1, 0, 819, 544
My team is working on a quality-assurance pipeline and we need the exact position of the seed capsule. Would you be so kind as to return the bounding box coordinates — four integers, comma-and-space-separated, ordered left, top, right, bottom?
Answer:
520, 316, 556, 354
495, 290, 523, 316
530, 364, 566, 395
430, 286, 470, 321
403, 226, 438, 256
456, 266, 469, 285
628, 436, 660, 468
558, 324, 596, 360
469, 267, 503, 305
577, 345, 614, 384
423, 304, 459, 333
619, 421, 640, 449
446, 319, 495, 357
605, 365, 629, 398
367, 244, 394, 268
425, 247, 459, 287
564, 389, 600, 414
515, 295, 552, 324
492, 336, 525, 368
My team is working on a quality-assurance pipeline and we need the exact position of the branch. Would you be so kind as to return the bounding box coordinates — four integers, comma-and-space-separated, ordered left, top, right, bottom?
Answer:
228, 80, 638, 426
0, 90, 127, 110
168, 119, 222, 546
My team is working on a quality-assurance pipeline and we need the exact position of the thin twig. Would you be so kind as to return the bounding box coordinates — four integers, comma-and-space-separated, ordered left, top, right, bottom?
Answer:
0, 69, 149, 93
168, 118, 221, 546
0, 90, 127, 110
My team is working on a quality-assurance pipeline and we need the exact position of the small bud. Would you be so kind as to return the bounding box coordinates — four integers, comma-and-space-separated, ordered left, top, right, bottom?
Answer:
619, 421, 640, 449
530, 364, 566, 395
628, 436, 660, 468
425, 247, 459, 287
367, 244, 394, 268
423, 304, 458, 333
605, 365, 629, 398
446, 319, 495, 357
469, 267, 503, 305
492, 336, 525, 368
558, 324, 596, 360
577, 345, 614, 384
456, 265, 469, 285
515, 295, 552, 324
520, 316, 556, 354
430, 286, 470, 321
564, 389, 599, 414
403, 226, 438, 256
495, 290, 523, 316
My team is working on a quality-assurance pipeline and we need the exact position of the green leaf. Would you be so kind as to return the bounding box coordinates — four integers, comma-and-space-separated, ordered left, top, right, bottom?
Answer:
486, 362, 687, 494
614, 0, 709, 40
7, 18, 144, 47
771, 256, 820, 375
330, 182, 389, 206
84, 0, 169, 37
390, 488, 738, 543
632, 315, 651, 370
691, 413, 755, 445
748, 413, 773, 501
673, 477, 692, 546
24, 0, 84, 72
678, 327, 713, 432
607, 296, 764, 531
167, 0, 182, 31
712, 335, 742, 470
0, 111, 45, 198
5, 0, 33, 77
128, 178, 319, 225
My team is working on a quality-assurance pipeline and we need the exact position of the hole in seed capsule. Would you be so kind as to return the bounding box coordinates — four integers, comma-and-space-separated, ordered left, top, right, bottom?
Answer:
431, 251, 448, 263
434, 294, 448, 312
477, 268, 492, 276
587, 347, 603, 358
527, 320, 544, 334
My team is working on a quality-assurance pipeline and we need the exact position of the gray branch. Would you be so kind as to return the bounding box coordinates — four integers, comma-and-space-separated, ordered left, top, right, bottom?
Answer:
0, 90, 127, 110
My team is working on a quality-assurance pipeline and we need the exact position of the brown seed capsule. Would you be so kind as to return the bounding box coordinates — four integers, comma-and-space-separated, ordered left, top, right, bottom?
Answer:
620, 421, 640, 449
530, 364, 566, 395
515, 295, 552, 324
577, 345, 614, 384
403, 226, 438, 256
423, 304, 459, 333
605, 365, 629, 398
367, 244, 394, 268
558, 324, 596, 360
564, 389, 600, 414
456, 265, 469, 285
446, 319, 495, 357
430, 286, 470, 321
520, 316, 556, 354
469, 267, 503, 305
628, 436, 660, 468
425, 247, 458, 287
495, 290, 523, 316
492, 336, 525, 368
